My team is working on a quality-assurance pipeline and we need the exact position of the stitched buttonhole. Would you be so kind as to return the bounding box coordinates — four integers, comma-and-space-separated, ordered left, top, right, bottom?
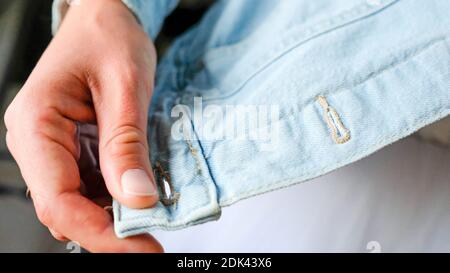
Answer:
316, 95, 351, 144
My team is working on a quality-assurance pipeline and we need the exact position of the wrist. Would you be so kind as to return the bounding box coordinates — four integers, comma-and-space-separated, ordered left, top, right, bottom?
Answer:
57, 0, 138, 33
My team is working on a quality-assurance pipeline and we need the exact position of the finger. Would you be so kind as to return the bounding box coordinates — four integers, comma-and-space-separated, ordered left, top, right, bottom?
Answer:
13, 130, 162, 252
6, 88, 162, 252
49, 228, 69, 242
36, 191, 163, 253
92, 70, 159, 209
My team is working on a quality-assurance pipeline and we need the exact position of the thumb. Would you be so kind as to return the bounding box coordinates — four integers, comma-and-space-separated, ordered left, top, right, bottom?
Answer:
93, 71, 159, 209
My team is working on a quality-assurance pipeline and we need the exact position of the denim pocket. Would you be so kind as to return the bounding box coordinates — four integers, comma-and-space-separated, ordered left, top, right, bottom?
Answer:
200, 0, 399, 101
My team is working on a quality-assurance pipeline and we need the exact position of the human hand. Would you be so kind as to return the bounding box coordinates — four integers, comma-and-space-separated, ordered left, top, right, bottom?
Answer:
4, 0, 162, 252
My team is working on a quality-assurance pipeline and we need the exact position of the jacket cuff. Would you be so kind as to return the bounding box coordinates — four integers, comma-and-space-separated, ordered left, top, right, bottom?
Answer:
51, 0, 69, 35
52, 0, 179, 40
121, 0, 179, 40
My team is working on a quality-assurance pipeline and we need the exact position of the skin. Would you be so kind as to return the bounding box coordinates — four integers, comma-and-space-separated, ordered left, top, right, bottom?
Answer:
4, 0, 163, 252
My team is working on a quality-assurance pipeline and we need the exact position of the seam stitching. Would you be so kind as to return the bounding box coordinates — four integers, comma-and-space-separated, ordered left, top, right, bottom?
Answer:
219, 107, 449, 206
204, 0, 400, 102
117, 106, 449, 226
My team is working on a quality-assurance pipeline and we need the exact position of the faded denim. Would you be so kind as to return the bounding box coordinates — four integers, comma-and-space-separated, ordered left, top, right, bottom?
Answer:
52, 0, 450, 238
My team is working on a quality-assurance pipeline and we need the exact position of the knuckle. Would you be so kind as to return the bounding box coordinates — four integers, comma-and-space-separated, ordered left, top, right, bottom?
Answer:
4, 93, 56, 134
4, 88, 33, 131
5, 132, 13, 153
34, 198, 54, 227
31, 107, 58, 132
3, 103, 16, 131
104, 125, 147, 157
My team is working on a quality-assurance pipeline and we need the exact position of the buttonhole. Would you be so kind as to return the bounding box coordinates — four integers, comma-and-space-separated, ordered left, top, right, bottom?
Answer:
317, 95, 351, 144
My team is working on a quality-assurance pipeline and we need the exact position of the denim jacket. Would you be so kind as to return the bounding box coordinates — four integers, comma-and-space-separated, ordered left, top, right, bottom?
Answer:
53, 0, 450, 238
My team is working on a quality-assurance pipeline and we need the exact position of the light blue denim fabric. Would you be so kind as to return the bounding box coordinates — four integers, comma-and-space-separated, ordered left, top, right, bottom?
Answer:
53, 0, 450, 238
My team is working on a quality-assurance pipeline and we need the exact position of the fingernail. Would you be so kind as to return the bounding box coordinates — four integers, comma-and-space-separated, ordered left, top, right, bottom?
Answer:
121, 169, 157, 196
